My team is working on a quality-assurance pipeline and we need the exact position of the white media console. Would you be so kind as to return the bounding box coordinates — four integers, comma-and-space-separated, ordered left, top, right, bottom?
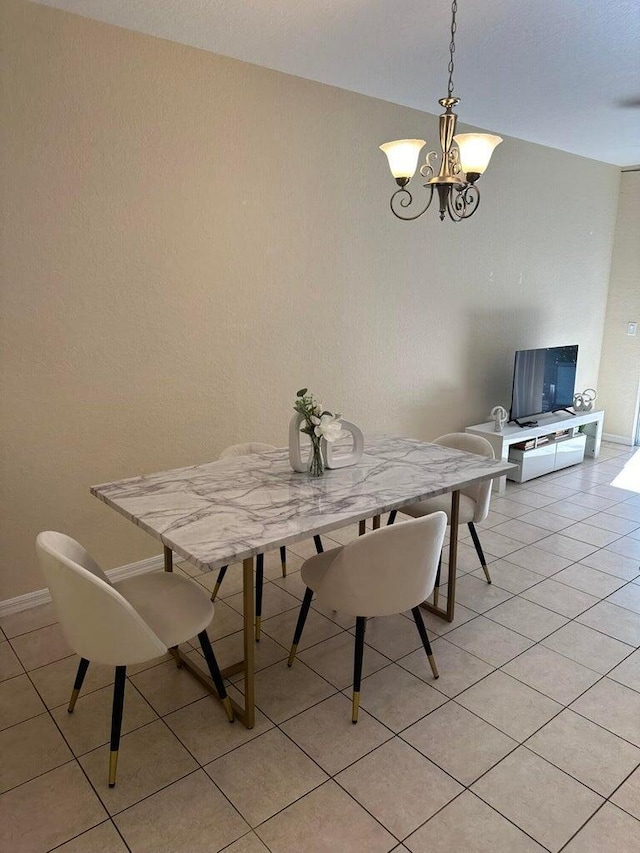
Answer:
465, 410, 604, 493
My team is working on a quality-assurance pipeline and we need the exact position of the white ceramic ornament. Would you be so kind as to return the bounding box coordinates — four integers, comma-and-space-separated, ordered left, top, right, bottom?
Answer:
288, 413, 309, 473
490, 405, 508, 432
288, 414, 364, 472
322, 420, 364, 469
573, 388, 597, 413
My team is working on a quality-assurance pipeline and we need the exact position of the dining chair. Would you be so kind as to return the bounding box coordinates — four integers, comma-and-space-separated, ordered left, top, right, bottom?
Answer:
36, 531, 233, 788
211, 442, 324, 641
389, 433, 495, 599
287, 511, 447, 722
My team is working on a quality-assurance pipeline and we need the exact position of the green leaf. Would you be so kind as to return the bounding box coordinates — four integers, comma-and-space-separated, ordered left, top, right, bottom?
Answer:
296, 388, 307, 397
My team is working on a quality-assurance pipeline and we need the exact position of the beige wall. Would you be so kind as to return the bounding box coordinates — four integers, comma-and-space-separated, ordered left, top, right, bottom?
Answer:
1, 0, 620, 599
597, 170, 640, 443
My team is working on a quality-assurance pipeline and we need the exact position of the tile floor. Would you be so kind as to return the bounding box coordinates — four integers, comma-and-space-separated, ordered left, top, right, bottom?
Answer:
1, 442, 640, 852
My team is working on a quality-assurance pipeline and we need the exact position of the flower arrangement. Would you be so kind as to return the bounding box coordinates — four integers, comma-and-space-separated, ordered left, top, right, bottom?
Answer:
293, 389, 343, 476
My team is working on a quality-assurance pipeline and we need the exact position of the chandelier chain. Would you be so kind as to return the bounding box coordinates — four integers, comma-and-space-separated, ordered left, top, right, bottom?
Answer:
447, 0, 458, 98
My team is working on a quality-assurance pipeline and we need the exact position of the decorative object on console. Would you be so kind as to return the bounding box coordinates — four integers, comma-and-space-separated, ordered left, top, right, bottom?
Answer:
289, 389, 343, 477
490, 406, 509, 432
573, 388, 597, 413
379, 0, 502, 223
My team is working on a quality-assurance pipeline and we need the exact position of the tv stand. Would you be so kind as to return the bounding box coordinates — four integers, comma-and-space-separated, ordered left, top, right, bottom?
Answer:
466, 410, 604, 493
513, 419, 539, 428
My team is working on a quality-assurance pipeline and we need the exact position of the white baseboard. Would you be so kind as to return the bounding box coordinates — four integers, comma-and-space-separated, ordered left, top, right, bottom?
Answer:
0, 554, 164, 618
602, 432, 635, 446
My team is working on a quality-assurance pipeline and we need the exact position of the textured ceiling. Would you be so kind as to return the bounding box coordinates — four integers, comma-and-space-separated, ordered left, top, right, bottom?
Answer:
33, 0, 640, 166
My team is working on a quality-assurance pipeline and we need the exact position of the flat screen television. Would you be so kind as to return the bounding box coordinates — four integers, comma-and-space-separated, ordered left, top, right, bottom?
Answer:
509, 345, 578, 423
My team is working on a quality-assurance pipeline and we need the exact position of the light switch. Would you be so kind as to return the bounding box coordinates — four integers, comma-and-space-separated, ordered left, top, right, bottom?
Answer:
627, 322, 638, 336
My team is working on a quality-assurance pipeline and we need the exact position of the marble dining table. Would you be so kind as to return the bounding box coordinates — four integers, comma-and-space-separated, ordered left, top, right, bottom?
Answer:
91, 435, 514, 727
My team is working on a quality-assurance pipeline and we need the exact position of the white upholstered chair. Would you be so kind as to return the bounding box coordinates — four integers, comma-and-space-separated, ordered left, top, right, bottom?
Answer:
393, 433, 495, 591
36, 531, 232, 788
287, 511, 447, 722
212, 442, 324, 640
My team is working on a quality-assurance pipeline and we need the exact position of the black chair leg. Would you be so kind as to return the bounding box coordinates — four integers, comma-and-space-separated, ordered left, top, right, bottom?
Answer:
468, 522, 492, 584
280, 545, 287, 577
412, 606, 439, 679
68, 657, 90, 713
313, 535, 324, 554
352, 617, 366, 723
288, 587, 313, 667
109, 666, 127, 787
433, 553, 442, 607
210, 565, 228, 601
387, 510, 397, 526
255, 553, 264, 642
198, 630, 234, 722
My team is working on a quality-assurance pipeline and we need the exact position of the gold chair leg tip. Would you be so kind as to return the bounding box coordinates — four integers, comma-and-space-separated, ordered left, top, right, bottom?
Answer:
108, 752, 118, 787
352, 692, 360, 724
223, 696, 235, 723
68, 688, 80, 713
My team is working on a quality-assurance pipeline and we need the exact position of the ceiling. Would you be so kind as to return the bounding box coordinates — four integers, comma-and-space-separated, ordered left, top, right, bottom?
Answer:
34, 0, 640, 167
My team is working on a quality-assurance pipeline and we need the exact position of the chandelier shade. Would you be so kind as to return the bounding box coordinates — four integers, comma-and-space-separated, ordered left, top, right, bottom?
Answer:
453, 133, 503, 179
379, 139, 427, 184
380, 0, 502, 223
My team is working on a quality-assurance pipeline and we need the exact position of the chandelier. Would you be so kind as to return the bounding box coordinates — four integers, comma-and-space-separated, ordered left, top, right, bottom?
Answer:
380, 0, 502, 222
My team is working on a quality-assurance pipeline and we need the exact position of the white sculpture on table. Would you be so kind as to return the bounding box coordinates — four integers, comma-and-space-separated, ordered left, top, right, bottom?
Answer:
322, 420, 364, 469
573, 388, 597, 413
289, 414, 364, 472
490, 405, 509, 432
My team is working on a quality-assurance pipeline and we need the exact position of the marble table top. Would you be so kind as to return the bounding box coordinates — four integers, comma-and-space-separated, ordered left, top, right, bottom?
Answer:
91, 436, 514, 572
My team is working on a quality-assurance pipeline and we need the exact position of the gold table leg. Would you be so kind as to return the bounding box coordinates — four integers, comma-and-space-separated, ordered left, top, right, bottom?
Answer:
163, 547, 256, 728
422, 489, 460, 623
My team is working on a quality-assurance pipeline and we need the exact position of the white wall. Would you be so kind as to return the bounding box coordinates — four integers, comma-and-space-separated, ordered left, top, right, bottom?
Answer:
0, 0, 620, 598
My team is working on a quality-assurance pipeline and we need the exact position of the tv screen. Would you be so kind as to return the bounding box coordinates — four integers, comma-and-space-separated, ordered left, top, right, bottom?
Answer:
509, 345, 578, 422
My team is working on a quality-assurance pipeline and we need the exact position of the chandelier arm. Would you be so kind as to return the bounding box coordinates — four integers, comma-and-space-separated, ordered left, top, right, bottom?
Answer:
389, 185, 436, 221
447, 183, 480, 221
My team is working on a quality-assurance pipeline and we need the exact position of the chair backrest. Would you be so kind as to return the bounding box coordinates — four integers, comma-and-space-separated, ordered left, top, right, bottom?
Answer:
218, 442, 276, 460
36, 532, 167, 666
316, 512, 447, 617
434, 433, 494, 522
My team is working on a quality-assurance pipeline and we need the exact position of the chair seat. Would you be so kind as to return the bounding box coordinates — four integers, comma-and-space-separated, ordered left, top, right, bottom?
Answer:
300, 547, 342, 591
114, 572, 213, 649
400, 493, 477, 524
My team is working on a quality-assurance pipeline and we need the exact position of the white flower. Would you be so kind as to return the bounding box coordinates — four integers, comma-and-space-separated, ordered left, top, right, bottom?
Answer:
313, 414, 343, 442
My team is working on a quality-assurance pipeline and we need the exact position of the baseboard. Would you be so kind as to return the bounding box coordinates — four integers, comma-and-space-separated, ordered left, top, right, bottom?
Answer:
602, 432, 635, 447
0, 554, 164, 618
